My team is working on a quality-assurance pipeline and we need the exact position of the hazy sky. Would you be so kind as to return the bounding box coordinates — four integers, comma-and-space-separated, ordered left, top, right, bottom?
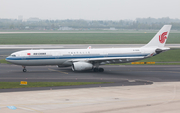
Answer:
0, 0, 180, 20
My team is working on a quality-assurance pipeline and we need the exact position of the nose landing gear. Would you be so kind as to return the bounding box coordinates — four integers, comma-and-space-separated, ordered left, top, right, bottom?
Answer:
22, 66, 27, 72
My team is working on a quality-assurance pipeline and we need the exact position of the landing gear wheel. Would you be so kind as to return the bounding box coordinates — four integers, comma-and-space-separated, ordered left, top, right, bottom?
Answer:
23, 69, 27, 72
98, 68, 104, 72
93, 68, 104, 72
93, 68, 99, 72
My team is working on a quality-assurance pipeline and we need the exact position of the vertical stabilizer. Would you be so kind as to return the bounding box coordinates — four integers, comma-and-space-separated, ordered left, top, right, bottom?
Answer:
142, 25, 172, 48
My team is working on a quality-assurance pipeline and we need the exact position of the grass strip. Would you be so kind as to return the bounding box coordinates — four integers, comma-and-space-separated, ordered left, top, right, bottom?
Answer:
139, 49, 180, 62
0, 33, 180, 44
151, 63, 180, 65
0, 82, 112, 89
109, 63, 180, 65
0, 59, 11, 64
109, 49, 180, 64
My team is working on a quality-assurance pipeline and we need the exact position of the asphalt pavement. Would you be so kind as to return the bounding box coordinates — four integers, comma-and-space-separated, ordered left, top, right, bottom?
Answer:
0, 64, 180, 92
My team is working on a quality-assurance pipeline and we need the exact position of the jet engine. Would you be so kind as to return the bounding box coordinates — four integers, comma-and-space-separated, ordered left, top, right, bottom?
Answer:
72, 62, 93, 71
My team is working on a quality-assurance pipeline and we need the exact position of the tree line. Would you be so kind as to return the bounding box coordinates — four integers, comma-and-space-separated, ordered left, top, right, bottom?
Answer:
0, 17, 180, 30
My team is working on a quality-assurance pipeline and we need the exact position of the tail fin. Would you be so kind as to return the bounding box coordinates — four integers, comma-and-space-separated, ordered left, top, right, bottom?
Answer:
142, 25, 172, 48
87, 46, 91, 49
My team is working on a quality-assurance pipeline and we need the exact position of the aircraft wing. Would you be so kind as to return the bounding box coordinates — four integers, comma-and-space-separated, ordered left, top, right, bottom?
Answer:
70, 56, 145, 63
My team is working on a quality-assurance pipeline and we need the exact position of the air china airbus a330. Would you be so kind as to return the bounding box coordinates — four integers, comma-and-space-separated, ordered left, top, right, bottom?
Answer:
6, 25, 171, 72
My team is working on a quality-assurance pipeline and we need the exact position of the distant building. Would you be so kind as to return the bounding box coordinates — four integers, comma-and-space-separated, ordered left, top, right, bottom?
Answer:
18, 15, 23, 21
58, 27, 73, 30
27, 18, 40, 22
109, 27, 116, 30
25, 26, 29, 29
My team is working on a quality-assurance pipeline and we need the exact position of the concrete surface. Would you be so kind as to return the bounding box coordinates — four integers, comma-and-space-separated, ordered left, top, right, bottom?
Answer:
0, 82, 180, 113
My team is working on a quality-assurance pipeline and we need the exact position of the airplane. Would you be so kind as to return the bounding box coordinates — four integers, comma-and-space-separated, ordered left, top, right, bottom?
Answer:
6, 25, 172, 72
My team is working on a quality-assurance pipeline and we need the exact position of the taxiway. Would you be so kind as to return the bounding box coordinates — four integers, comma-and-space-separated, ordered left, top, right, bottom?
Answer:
0, 64, 180, 92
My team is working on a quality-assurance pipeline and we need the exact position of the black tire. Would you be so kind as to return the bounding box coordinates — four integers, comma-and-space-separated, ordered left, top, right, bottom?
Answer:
23, 69, 27, 72
93, 68, 99, 72
99, 68, 104, 72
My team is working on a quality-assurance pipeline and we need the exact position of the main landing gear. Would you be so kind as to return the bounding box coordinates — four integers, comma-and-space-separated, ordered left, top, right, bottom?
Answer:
22, 66, 27, 72
93, 62, 104, 72
93, 68, 104, 72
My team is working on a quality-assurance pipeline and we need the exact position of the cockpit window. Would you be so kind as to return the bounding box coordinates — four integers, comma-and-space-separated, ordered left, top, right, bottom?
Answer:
11, 54, 16, 57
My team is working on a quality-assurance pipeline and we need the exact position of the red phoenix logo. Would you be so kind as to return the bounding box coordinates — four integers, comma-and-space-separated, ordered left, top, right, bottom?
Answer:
159, 32, 168, 43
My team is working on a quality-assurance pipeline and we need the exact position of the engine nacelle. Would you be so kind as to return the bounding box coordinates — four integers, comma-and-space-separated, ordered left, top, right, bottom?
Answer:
72, 62, 93, 71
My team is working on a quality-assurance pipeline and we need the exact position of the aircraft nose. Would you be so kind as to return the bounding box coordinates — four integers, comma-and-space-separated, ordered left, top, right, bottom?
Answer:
5, 56, 14, 63
5, 55, 20, 64
5, 56, 10, 62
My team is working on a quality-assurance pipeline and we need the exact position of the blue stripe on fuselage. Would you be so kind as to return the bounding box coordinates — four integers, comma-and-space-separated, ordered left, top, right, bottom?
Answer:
6, 54, 148, 60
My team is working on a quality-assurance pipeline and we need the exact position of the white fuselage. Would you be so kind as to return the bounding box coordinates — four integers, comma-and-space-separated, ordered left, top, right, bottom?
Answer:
6, 47, 156, 66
